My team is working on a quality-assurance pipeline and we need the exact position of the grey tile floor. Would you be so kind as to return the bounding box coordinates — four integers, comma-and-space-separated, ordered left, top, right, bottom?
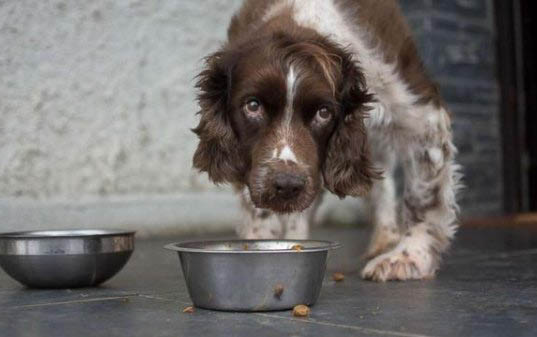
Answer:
1, 227, 537, 337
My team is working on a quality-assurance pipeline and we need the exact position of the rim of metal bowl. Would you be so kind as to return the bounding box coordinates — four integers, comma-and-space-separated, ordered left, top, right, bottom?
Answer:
164, 239, 342, 254
0, 229, 136, 239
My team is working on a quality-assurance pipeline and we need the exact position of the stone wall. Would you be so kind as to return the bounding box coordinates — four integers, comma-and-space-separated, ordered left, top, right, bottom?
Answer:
400, 0, 503, 215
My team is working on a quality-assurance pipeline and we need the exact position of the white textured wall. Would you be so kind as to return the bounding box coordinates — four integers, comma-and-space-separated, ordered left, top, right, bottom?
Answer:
1, 0, 244, 199
0, 0, 362, 235
0, 0, 242, 234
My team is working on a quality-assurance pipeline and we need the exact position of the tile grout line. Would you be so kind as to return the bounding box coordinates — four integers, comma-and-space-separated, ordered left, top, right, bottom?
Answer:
256, 313, 438, 337
137, 293, 190, 305
3, 291, 191, 311
5, 295, 138, 310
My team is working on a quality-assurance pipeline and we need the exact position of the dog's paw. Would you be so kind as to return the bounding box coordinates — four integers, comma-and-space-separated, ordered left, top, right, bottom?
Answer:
362, 226, 401, 261
361, 248, 436, 281
361, 225, 440, 281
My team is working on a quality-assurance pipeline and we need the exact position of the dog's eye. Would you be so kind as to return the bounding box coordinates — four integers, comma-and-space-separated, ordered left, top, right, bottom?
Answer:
314, 107, 333, 124
243, 98, 264, 119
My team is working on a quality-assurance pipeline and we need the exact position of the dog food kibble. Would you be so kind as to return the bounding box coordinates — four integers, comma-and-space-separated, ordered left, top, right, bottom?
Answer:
274, 284, 285, 298
291, 244, 304, 251
332, 272, 345, 282
183, 306, 194, 313
292, 304, 310, 317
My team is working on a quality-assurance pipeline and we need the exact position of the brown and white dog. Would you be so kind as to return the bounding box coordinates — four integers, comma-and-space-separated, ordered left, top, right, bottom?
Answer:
192, 0, 462, 281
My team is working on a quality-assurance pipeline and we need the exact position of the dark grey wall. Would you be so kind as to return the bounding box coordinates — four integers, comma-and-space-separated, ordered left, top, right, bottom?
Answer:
400, 0, 503, 216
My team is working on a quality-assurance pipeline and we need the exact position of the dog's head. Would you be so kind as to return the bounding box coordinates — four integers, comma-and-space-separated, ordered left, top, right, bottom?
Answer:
193, 29, 380, 213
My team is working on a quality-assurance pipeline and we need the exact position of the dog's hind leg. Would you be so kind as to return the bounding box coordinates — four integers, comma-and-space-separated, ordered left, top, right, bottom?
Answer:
363, 140, 400, 260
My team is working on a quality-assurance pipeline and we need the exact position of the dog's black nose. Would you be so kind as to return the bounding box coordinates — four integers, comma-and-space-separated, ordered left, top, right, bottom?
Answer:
273, 173, 306, 200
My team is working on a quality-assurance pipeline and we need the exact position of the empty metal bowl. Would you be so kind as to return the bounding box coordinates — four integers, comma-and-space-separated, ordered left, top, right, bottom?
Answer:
0, 229, 135, 288
165, 239, 341, 311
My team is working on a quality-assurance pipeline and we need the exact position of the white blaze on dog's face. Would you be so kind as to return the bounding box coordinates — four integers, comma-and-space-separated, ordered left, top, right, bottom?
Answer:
193, 29, 379, 213
235, 60, 333, 213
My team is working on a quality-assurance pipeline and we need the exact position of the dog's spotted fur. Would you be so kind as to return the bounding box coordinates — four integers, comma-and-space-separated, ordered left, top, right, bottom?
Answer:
193, 0, 462, 281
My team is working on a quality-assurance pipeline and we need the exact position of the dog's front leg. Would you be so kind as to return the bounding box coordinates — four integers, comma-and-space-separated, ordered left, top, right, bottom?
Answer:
238, 208, 312, 240
236, 188, 321, 240
279, 195, 323, 240
236, 189, 283, 239
362, 106, 462, 281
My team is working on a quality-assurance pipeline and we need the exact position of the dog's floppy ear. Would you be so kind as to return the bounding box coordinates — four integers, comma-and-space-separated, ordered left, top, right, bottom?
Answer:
192, 49, 244, 184
323, 55, 382, 198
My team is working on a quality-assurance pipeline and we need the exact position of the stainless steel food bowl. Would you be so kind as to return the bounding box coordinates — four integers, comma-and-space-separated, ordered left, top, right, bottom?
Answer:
165, 239, 341, 311
0, 229, 135, 288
